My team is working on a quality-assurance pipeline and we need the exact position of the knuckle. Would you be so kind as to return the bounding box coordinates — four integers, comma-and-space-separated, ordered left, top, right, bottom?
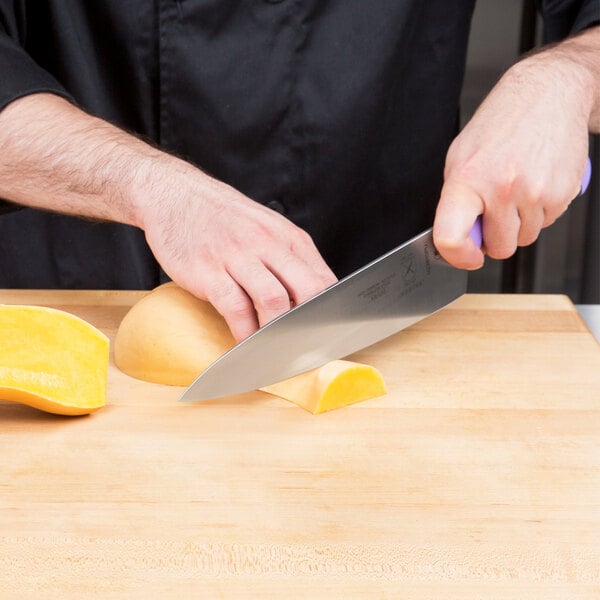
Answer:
451, 156, 511, 192
450, 160, 484, 186
273, 248, 307, 274
206, 281, 254, 319
444, 140, 471, 175
277, 249, 299, 268
289, 227, 316, 251
517, 174, 545, 204
257, 288, 289, 312
298, 227, 316, 246
206, 279, 235, 301
225, 297, 255, 320
457, 160, 516, 205
489, 179, 517, 208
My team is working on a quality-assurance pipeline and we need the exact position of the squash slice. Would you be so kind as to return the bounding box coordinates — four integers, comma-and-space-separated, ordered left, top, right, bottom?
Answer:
0, 305, 109, 415
261, 360, 386, 414
115, 283, 387, 412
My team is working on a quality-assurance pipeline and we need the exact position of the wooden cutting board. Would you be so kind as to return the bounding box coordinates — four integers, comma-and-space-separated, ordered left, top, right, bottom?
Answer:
1, 290, 599, 599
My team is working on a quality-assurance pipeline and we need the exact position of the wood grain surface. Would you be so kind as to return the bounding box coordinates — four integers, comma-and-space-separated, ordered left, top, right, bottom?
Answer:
1, 290, 599, 599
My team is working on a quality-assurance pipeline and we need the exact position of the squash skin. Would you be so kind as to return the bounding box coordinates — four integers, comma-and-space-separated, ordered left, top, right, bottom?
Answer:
0, 305, 109, 416
114, 283, 235, 385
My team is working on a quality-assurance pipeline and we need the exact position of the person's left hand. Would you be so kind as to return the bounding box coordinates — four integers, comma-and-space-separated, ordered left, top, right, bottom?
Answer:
433, 32, 596, 269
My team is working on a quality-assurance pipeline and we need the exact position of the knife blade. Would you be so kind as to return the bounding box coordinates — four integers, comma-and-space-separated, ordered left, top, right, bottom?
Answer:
179, 221, 478, 402
180, 156, 592, 402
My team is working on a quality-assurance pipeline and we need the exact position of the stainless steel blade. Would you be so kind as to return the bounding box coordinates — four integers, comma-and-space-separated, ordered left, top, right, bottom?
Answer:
179, 227, 467, 402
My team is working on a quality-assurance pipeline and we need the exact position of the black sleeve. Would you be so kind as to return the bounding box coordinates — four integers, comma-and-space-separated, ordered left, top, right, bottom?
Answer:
0, 1, 75, 214
0, 201, 18, 215
538, 0, 600, 42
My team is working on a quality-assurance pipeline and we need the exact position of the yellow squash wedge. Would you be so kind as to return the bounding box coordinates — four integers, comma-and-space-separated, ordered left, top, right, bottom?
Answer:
0, 305, 109, 415
115, 283, 387, 412
261, 360, 386, 414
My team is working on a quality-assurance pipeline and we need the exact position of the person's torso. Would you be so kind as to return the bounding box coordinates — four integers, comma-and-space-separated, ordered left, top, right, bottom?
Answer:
0, 0, 475, 288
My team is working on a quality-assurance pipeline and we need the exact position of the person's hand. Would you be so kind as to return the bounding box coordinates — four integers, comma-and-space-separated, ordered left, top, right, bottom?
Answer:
135, 158, 337, 342
433, 29, 598, 269
0, 93, 335, 342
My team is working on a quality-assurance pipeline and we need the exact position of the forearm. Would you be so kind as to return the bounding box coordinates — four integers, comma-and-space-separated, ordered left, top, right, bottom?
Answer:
0, 92, 336, 338
0, 93, 171, 226
517, 25, 600, 132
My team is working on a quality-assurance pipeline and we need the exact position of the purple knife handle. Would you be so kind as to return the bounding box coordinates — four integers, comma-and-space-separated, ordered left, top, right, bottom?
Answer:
580, 156, 592, 196
469, 215, 483, 249
468, 156, 592, 250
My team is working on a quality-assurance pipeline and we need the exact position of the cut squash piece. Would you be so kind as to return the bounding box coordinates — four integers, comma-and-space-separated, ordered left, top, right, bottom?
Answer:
114, 282, 236, 386
0, 305, 109, 416
261, 359, 386, 414
115, 283, 387, 413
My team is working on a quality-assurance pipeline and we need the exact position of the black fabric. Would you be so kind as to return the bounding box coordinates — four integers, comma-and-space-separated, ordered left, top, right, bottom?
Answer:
0, 0, 596, 289
0, 200, 21, 215
538, 0, 599, 42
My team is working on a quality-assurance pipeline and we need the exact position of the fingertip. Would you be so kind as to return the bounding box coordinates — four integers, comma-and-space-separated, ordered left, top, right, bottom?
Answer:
466, 252, 485, 270
228, 317, 257, 344
433, 221, 481, 267
448, 254, 485, 271
205, 276, 259, 343
435, 237, 485, 271
435, 178, 485, 248
433, 231, 466, 253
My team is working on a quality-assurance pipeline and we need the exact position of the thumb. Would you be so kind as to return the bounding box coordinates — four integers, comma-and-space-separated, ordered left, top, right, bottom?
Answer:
433, 178, 485, 270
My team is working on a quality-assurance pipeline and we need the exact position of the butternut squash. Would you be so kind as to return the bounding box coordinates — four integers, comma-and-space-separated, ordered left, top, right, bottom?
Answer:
115, 283, 387, 412
260, 360, 386, 414
114, 282, 236, 386
0, 305, 109, 416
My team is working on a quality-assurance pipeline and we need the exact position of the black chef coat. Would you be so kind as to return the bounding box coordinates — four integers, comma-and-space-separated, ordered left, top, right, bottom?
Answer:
0, 0, 597, 289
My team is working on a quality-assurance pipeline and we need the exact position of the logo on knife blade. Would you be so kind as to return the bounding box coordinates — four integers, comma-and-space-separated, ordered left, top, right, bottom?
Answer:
400, 253, 417, 284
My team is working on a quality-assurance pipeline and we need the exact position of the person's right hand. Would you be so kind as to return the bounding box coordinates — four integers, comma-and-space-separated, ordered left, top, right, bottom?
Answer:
134, 157, 337, 342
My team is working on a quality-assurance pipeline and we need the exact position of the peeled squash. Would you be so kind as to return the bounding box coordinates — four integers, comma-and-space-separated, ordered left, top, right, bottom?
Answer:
114, 282, 236, 386
261, 360, 387, 414
115, 283, 387, 412
0, 305, 109, 416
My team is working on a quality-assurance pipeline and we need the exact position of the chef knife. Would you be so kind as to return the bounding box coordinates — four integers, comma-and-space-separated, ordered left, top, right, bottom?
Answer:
180, 158, 592, 402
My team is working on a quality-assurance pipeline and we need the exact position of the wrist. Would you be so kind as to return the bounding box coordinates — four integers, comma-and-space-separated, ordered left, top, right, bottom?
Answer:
507, 49, 594, 131
128, 151, 209, 232
515, 27, 599, 131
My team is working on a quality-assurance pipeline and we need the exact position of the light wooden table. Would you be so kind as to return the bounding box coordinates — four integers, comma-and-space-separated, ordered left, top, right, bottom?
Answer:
1, 291, 599, 599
